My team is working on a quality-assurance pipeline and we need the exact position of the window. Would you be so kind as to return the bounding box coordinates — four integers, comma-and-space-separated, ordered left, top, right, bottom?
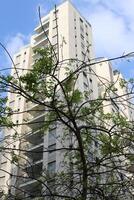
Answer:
47, 161, 56, 173
81, 42, 85, 49
9, 100, 15, 107
80, 25, 84, 32
16, 55, 21, 64
83, 71, 87, 77
48, 128, 56, 144
87, 40, 89, 45
80, 17, 83, 23
48, 144, 56, 162
90, 78, 92, 83
48, 144, 56, 154
23, 60, 26, 68
44, 22, 49, 30
86, 20, 91, 27
82, 51, 85, 60
88, 152, 94, 162
84, 82, 88, 90
94, 141, 98, 147
81, 34, 84, 40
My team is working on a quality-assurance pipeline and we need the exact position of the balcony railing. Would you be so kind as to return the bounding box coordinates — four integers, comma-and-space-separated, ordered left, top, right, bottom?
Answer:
33, 28, 49, 40
19, 176, 41, 188
24, 129, 44, 142
28, 110, 44, 120
24, 159, 43, 168
26, 102, 38, 110
24, 142, 44, 152
34, 20, 49, 33
26, 113, 45, 130
32, 36, 48, 48
48, 151, 56, 163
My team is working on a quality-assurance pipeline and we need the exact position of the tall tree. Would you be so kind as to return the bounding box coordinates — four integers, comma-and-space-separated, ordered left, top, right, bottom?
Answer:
0, 6, 134, 199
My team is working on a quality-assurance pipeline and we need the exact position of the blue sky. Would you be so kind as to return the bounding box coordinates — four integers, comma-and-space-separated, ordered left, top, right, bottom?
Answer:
0, 0, 134, 78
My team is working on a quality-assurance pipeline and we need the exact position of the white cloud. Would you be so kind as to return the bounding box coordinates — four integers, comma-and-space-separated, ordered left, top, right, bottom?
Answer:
37, 4, 48, 16
6, 33, 29, 57
35, 3, 49, 24
0, 33, 30, 68
70, 0, 134, 78
103, 0, 134, 20
88, 6, 134, 57
72, 0, 134, 58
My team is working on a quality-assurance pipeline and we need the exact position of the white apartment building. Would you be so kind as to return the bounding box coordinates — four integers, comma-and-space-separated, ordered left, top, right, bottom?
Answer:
0, 1, 99, 198
96, 58, 134, 121
96, 59, 134, 198
0, 45, 32, 197
113, 70, 134, 121
0, 1, 133, 199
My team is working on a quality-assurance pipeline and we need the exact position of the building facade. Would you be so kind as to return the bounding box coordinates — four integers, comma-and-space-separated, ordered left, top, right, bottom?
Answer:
0, 1, 99, 198
0, 1, 133, 199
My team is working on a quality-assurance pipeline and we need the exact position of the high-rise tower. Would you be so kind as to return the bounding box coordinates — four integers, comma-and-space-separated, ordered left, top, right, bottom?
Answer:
0, 1, 98, 198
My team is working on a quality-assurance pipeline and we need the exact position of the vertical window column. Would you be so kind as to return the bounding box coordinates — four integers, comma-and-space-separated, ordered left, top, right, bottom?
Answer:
47, 123, 57, 172
74, 15, 78, 58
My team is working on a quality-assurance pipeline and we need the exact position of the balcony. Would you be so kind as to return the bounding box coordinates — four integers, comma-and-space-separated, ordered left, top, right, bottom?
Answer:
34, 20, 49, 33
33, 30, 48, 44
26, 112, 45, 130
32, 36, 48, 49
26, 101, 39, 110
25, 142, 44, 152
25, 144, 43, 163
48, 144, 56, 163
24, 159, 43, 169
48, 128, 56, 145
19, 177, 41, 190
19, 160, 43, 189
24, 160, 43, 179
28, 110, 45, 121
26, 102, 45, 115
25, 129, 44, 145
33, 28, 49, 41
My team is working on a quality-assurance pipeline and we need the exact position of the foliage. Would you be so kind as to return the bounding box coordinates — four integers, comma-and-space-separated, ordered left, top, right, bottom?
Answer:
0, 44, 133, 200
